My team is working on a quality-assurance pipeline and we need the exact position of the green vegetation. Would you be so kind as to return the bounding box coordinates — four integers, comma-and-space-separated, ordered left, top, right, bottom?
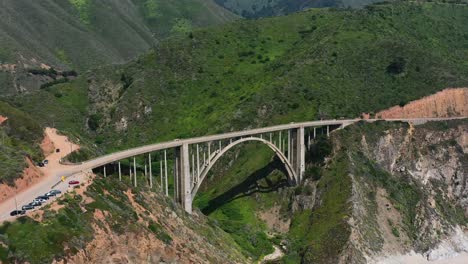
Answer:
194, 143, 284, 259
0, 172, 244, 264
216, 0, 382, 18
6, 2, 466, 155
136, 0, 236, 37
0, 101, 43, 184
0, 2, 467, 262
69, 0, 92, 25
287, 152, 352, 263
0, 194, 93, 263
0, 0, 237, 95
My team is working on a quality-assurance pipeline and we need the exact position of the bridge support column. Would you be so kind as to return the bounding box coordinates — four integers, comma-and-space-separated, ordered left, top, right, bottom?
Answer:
133, 157, 137, 187
149, 154, 152, 188
118, 162, 121, 181
177, 144, 192, 214
296, 127, 305, 184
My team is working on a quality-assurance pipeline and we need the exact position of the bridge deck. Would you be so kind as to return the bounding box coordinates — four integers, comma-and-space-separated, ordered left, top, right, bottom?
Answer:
63, 117, 464, 174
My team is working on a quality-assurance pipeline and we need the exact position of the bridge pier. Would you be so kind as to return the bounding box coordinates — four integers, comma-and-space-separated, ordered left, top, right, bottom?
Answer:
178, 144, 192, 214
149, 153, 152, 188
118, 162, 121, 181
133, 157, 137, 187
295, 127, 305, 183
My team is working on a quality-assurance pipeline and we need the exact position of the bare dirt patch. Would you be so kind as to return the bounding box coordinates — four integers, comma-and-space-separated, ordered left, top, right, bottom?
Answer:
40, 133, 55, 156
258, 205, 290, 234
124, 189, 145, 223
375, 187, 411, 255
376, 88, 468, 118
0, 115, 7, 125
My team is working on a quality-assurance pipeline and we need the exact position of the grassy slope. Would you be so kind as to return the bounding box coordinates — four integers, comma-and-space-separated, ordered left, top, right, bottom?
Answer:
0, 0, 237, 94
215, 0, 385, 18
11, 1, 466, 151
0, 102, 43, 184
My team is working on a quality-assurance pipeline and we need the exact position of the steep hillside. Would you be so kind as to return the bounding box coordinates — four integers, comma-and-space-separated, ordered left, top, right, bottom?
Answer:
0, 102, 43, 185
0, 0, 236, 94
215, 0, 384, 18
0, 173, 247, 264
335, 120, 468, 262
195, 119, 467, 262
10, 1, 466, 151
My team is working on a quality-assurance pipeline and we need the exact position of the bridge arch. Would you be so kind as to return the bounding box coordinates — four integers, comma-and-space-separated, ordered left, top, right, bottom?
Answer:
191, 137, 297, 200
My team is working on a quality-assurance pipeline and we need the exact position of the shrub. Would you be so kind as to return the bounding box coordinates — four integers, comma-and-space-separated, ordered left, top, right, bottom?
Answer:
386, 57, 406, 75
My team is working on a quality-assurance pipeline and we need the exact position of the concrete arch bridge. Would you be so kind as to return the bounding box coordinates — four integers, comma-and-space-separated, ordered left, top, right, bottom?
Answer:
63, 118, 461, 213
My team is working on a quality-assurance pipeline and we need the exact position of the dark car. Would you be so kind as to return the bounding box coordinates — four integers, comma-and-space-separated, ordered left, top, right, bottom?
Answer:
37, 162, 45, 167
43, 160, 49, 164
22, 205, 34, 210
68, 180, 80, 185
45, 192, 57, 197
33, 197, 46, 203
10, 210, 26, 216
30, 201, 42, 207
56, 149, 60, 153
36, 195, 49, 201
50, 190, 62, 195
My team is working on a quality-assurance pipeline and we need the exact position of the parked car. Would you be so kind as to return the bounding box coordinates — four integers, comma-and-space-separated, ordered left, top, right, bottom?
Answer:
50, 190, 62, 195
43, 160, 49, 164
56, 148, 60, 153
37, 162, 45, 167
10, 210, 26, 216
33, 198, 45, 203
36, 195, 49, 201
45, 192, 56, 197
22, 205, 34, 210
30, 201, 42, 207
68, 180, 80, 185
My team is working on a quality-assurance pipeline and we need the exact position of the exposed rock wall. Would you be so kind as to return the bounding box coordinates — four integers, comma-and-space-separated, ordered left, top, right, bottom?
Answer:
339, 120, 468, 263
376, 88, 468, 118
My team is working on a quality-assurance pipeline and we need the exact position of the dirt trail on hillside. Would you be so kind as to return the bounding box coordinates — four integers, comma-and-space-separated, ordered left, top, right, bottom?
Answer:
0, 115, 7, 125
376, 88, 468, 118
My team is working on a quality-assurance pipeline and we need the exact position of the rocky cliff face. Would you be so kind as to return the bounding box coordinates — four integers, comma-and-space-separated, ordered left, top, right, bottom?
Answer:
336, 120, 468, 262
54, 192, 246, 264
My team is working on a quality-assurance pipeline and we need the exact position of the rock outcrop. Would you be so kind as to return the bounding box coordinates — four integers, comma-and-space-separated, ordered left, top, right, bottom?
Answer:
337, 119, 468, 263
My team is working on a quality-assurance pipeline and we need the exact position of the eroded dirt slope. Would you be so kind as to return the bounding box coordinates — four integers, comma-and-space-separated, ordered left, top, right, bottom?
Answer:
376, 88, 468, 118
